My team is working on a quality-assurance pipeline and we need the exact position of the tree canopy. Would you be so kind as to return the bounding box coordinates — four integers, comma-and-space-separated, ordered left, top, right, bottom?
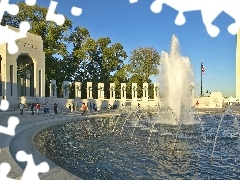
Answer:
129, 47, 160, 82
2, 2, 161, 99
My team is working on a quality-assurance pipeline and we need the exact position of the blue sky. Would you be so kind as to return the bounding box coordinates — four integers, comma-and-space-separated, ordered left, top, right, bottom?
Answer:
12, 0, 237, 97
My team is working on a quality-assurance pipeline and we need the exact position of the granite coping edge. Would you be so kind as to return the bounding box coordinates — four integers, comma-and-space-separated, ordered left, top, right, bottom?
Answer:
6, 113, 114, 180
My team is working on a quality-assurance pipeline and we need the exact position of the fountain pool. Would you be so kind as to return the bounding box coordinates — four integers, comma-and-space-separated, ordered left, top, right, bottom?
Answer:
34, 106, 240, 179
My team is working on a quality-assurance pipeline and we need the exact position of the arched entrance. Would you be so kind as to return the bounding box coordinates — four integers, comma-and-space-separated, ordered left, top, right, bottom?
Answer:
0, 25, 45, 106
16, 54, 34, 97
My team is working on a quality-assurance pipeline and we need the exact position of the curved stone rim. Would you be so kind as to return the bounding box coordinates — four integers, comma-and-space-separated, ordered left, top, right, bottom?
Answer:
7, 114, 113, 180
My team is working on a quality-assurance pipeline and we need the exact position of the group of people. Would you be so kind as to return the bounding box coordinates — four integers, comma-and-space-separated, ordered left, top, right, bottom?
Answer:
108, 104, 118, 110
19, 102, 58, 116
81, 103, 98, 116
42, 102, 59, 115
19, 102, 97, 116
68, 102, 98, 116
89, 103, 97, 112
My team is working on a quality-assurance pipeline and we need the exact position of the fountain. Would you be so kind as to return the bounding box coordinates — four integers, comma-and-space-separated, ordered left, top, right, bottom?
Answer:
157, 34, 194, 125
33, 35, 240, 179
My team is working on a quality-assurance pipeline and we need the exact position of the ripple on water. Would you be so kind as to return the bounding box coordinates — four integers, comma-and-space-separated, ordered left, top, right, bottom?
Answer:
34, 115, 240, 179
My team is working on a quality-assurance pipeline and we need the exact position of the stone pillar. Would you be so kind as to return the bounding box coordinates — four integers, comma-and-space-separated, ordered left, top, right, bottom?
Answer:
87, 82, 93, 99
2, 63, 6, 100
142, 83, 148, 102
75, 82, 81, 98
36, 62, 45, 99
132, 83, 137, 101
121, 83, 126, 99
25, 70, 30, 96
22, 77, 26, 96
154, 83, 159, 101
50, 80, 57, 98
98, 83, 104, 99
34, 63, 37, 97
12, 62, 18, 99
109, 83, 115, 99
63, 81, 69, 99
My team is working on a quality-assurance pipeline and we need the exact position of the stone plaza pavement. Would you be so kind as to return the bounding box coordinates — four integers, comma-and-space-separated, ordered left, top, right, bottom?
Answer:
0, 108, 116, 180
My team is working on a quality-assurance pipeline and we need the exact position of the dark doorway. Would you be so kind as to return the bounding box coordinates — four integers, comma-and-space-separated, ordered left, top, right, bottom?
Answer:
16, 54, 34, 97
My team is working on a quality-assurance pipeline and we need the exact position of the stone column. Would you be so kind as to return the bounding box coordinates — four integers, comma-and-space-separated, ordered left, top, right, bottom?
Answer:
121, 83, 126, 99
75, 82, 81, 98
132, 83, 137, 101
154, 83, 159, 101
2, 63, 6, 99
98, 83, 104, 99
50, 80, 57, 98
63, 81, 69, 99
12, 62, 18, 99
35, 50, 46, 99
17, 75, 21, 97
22, 77, 26, 96
142, 83, 148, 102
25, 70, 30, 96
34, 62, 37, 98
109, 83, 115, 99
87, 82, 93, 99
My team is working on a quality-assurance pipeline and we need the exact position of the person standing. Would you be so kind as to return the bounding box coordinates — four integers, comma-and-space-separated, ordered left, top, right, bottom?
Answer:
54, 103, 58, 114
196, 101, 199, 108
36, 102, 40, 115
19, 103, 24, 116
82, 103, 87, 116
69, 104, 71, 112
30, 103, 34, 115
43, 104, 46, 115
72, 103, 75, 113
45, 102, 49, 115
89, 103, 93, 112
93, 103, 97, 112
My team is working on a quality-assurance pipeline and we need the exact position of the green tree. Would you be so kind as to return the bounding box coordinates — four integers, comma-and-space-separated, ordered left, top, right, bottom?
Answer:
129, 47, 160, 82
73, 36, 127, 98
97, 37, 127, 98
125, 47, 160, 99
66, 26, 91, 98
67, 26, 90, 81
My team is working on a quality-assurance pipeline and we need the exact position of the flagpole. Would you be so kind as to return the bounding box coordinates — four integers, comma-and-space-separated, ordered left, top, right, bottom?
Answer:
201, 60, 203, 96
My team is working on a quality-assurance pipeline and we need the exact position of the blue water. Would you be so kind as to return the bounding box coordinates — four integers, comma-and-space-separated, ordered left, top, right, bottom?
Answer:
34, 113, 240, 179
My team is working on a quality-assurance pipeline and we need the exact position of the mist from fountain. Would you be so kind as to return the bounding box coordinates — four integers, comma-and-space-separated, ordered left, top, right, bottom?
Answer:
157, 35, 194, 125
